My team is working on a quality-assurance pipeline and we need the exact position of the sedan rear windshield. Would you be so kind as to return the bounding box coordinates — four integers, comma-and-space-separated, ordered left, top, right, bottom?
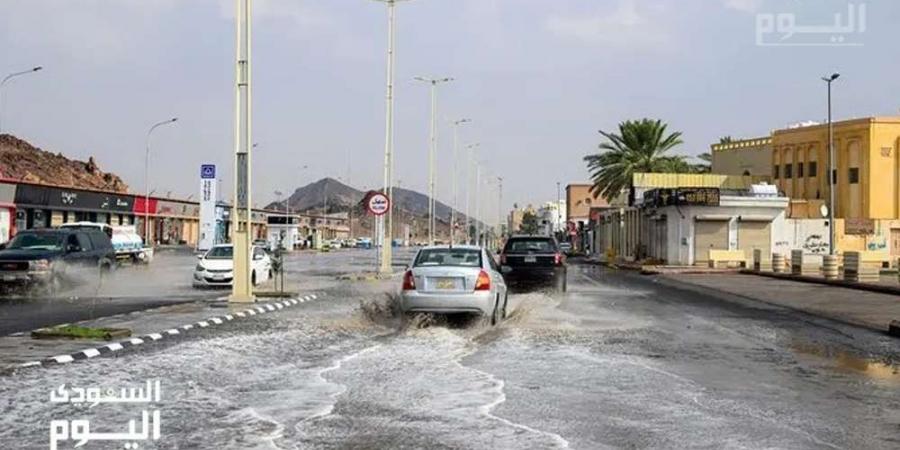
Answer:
504, 238, 557, 254
206, 246, 234, 259
413, 249, 482, 267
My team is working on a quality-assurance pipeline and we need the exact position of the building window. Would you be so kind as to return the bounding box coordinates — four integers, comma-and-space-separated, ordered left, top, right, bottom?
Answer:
808, 161, 817, 178
773, 165, 779, 179
848, 167, 859, 184
784, 163, 792, 179
797, 162, 804, 178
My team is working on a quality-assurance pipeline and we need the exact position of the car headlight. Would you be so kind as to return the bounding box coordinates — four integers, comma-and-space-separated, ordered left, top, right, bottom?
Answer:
195, 264, 205, 272
29, 259, 51, 271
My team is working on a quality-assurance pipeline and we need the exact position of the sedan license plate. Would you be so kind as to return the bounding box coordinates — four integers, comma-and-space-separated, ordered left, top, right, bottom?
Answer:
3, 275, 16, 282
211, 274, 225, 281
524, 256, 537, 263
435, 278, 456, 290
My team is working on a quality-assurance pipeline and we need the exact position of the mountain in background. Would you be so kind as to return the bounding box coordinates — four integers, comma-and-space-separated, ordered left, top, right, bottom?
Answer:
268, 177, 464, 221
0, 134, 129, 192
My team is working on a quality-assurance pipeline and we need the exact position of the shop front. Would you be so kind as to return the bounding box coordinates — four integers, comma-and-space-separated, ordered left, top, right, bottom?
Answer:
13, 183, 135, 234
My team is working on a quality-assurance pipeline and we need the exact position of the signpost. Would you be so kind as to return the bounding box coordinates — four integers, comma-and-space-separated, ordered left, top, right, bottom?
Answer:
198, 164, 217, 251
367, 193, 390, 216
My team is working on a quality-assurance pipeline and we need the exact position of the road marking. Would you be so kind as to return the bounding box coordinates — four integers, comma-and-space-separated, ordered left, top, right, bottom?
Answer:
20, 361, 41, 368
255, 307, 266, 314
225, 314, 234, 320
130, 338, 144, 345
265, 304, 275, 311
82, 349, 101, 358
236, 312, 246, 317
106, 343, 124, 351
181, 324, 193, 330
210, 318, 223, 325
198, 321, 210, 328
8, 332, 24, 337
246, 310, 257, 316
275, 303, 284, 309
53, 355, 74, 364
165, 329, 180, 335
147, 333, 163, 340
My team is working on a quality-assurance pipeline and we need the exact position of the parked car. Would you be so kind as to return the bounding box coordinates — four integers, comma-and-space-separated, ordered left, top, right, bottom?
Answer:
252, 239, 270, 252
499, 235, 567, 292
558, 241, 573, 255
400, 245, 508, 325
0, 228, 117, 293
193, 244, 272, 288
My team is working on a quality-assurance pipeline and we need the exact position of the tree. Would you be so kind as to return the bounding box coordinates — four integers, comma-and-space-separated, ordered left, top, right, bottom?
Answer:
693, 152, 713, 173
584, 118, 685, 201
519, 211, 539, 235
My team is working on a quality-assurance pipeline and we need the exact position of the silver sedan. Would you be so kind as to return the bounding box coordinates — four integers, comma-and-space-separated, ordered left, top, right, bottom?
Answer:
400, 245, 508, 325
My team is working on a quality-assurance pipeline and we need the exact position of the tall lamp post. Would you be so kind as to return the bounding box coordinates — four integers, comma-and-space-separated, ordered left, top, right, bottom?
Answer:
556, 181, 561, 238
372, 0, 410, 273
464, 142, 480, 244
231, 0, 254, 302
415, 76, 453, 245
497, 176, 503, 244
0, 66, 42, 133
144, 117, 178, 246
451, 118, 471, 244
822, 73, 839, 256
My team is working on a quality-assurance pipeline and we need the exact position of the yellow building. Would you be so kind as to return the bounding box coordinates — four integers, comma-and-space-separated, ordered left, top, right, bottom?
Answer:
771, 117, 900, 220
711, 137, 772, 176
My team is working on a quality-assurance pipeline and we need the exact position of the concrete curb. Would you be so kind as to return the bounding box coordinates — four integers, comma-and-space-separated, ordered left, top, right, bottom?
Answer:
740, 269, 900, 296
16, 293, 322, 370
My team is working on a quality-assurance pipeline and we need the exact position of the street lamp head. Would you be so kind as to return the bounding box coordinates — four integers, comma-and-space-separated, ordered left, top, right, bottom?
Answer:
170, 117, 178, 122
822, 73, 840, 82
32, 66, 43, 72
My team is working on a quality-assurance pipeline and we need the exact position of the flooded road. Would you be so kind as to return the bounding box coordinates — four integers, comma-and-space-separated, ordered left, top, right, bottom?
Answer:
0, 252, 898, 449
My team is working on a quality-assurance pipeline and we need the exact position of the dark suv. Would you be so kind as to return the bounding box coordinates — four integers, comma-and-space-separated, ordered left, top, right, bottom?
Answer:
499, 235, 567, 292
0, 228, 117, 293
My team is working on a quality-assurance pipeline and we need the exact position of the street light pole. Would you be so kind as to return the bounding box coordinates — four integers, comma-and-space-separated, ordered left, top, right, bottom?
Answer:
415, 76, 453, 245
231, 0, 254, 302
464, 143, 479, 244
497, 176, 503, 244
372, 0, 409, 273
556, 181, 561, 238
144, 117, 178, 246
451, 118, 470, 245
0, 66, 42, 134
822, 73, 840, 256
474, 163, 481, 246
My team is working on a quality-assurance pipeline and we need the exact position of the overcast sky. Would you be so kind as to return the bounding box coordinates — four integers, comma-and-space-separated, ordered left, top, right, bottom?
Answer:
2, 0, 898, 214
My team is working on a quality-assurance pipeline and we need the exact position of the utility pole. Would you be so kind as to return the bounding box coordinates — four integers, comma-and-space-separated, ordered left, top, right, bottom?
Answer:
464, 143, 479, 244
415, 76, 453, 245
0, 66, 42, 134
230, 0, 254, 302
497, 176, 503, 243
144, 118, 178, 246
451, 119, 470, 245
822, 73, 839, 256
556, 181, 561, 238
474, 163, 481, 246
372, 0, 409, 272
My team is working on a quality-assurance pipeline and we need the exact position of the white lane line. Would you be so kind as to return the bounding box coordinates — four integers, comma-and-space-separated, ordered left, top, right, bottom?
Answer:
198, 321, 210, 328
225, 315, 234, 320
275, 303, 284, 309
265, 305, 275, 311
9, 332, 24, 337
255, 307, 266, 314
147, 333, 163, 341
310, 294, 317, 299
20, 361, 41, 368
82, 349, 101, 358
246, 310, 257, 316
165, 329, 180, 335
106, 343, 124, 352
236, 312, 246, 317
210, 318, 223, 325
181, 324, 193, 330
53, 355, 74, 364
130, 338, 144, 345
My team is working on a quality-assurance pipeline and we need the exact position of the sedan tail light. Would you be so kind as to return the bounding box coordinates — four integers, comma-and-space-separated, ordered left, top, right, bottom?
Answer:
402, 270, 416, 290
554, 252, 562, 265
474, 270, 491, 291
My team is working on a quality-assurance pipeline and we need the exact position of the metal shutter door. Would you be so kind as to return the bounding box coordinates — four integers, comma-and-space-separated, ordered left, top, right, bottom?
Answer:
694, 220, 728, 265
738, 221, 771, 261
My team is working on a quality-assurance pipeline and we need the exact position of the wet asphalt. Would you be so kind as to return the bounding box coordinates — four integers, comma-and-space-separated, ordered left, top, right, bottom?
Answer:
0, 250, 898, 449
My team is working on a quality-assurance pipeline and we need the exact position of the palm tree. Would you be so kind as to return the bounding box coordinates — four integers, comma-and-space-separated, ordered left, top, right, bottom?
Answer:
584, 118, 685, 201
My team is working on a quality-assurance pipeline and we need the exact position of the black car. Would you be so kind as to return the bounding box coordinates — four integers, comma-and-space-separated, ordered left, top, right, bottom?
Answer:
499, 235, 567, 292
0, 228, 117, 293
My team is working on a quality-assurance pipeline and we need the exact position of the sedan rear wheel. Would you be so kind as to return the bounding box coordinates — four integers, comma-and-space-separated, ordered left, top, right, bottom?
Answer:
490, 295, 500, 326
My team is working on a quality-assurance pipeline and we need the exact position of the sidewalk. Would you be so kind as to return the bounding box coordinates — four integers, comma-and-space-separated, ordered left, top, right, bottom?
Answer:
658, 272, 900, 335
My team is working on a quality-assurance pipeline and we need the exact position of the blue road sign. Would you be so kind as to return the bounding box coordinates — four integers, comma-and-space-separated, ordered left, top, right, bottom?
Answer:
201, 164, 216, 179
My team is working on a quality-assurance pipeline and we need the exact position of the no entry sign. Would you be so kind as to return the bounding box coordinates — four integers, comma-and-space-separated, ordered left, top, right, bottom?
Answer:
367, 193, 390, 216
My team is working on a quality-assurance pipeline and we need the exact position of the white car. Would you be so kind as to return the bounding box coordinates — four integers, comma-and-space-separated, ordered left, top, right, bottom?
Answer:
193, 244, 272, 288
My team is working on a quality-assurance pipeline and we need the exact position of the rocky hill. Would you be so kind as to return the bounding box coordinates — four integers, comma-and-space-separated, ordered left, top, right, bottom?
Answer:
0, 134, 128, 192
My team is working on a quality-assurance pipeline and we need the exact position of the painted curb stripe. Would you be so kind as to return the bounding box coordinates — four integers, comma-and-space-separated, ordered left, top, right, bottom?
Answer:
15, 292, 319, 370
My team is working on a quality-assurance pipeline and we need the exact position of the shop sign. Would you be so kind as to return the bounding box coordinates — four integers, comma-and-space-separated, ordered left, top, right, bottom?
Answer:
645, 187, 720, 208
845, 218, 874, 235
15, 185, 134, 212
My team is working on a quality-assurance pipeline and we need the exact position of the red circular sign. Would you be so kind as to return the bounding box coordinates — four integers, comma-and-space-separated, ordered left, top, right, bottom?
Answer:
367, 193, 390, 216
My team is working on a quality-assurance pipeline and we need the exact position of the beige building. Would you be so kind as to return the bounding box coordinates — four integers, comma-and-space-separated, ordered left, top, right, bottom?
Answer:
711, 137, 772, 176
